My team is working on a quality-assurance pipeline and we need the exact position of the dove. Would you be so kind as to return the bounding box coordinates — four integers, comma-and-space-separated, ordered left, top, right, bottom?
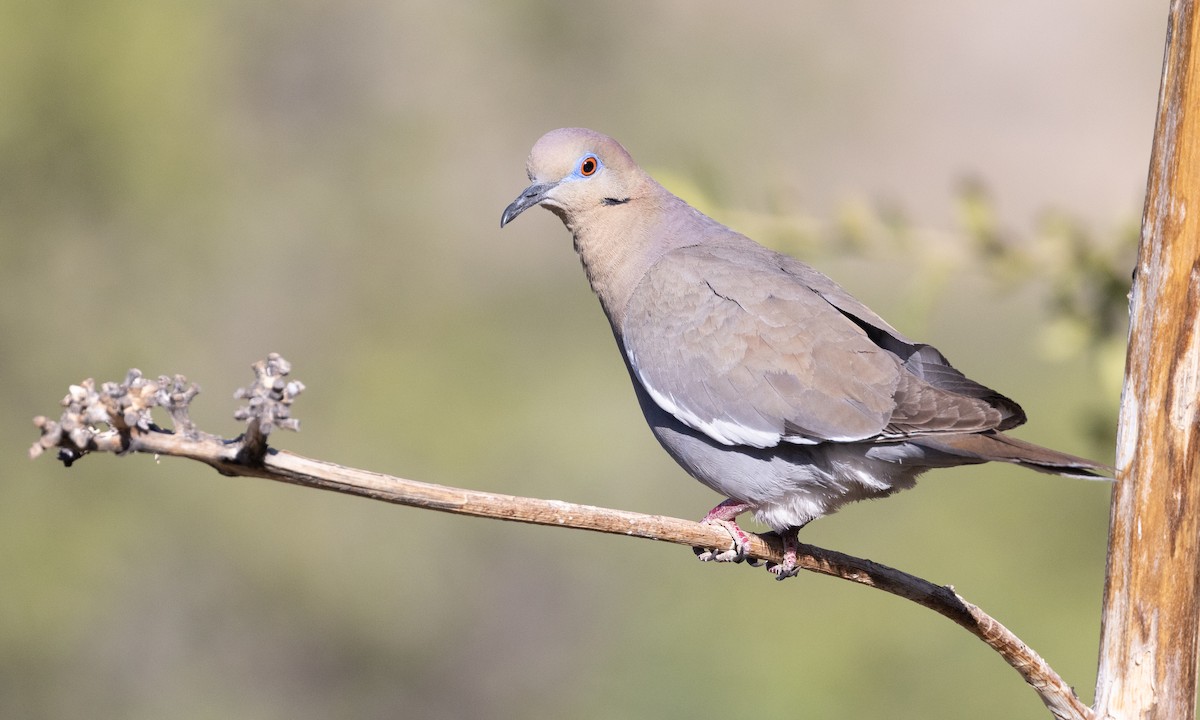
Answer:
501, 128, 1108, 578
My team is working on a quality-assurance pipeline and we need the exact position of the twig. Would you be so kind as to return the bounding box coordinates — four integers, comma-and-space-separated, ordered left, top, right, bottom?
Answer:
29, 355, 1093, 720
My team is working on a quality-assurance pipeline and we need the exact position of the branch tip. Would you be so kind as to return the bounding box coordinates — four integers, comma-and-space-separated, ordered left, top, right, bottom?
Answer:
30, 356, 289, 466
155, 374, 201, 436
233, 353, 304, 437
231, 353, 304, 464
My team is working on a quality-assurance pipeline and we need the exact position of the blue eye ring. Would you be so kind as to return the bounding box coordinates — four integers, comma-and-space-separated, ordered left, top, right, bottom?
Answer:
579, 155, 599, 176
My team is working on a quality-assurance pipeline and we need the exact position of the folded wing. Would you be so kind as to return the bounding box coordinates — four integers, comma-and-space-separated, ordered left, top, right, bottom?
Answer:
621, 241, 1024, 449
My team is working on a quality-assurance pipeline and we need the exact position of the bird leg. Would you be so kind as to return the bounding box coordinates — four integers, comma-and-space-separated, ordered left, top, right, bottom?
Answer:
694, 501, 803, 579
694, 499, 759, 564
766, 527, 801, 580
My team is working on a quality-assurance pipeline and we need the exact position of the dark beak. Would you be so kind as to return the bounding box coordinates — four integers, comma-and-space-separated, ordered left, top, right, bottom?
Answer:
501, 182, 556, 228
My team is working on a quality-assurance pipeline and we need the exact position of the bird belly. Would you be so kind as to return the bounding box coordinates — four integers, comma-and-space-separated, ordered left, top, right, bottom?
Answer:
633, 382, 931, 531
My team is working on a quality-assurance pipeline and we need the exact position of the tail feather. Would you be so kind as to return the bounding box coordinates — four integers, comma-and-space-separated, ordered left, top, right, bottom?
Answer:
916, 431, 1113, 480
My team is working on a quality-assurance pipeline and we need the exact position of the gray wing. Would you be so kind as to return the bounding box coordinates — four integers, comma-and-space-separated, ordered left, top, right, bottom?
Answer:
620, 241, 1023, 449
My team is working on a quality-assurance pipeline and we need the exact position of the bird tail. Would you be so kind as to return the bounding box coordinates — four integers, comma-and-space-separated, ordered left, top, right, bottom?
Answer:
915, 431, 1112, 480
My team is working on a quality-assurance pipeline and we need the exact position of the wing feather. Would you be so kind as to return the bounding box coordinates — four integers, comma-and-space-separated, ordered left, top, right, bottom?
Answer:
620, 241, 1023, 448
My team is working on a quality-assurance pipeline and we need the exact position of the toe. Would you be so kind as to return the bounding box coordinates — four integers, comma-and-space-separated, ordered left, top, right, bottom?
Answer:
767, 561, 800, 580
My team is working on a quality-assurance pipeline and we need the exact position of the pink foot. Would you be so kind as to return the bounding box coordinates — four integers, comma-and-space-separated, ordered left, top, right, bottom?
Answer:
766, 528, 801, 580
694, 499, 759, 564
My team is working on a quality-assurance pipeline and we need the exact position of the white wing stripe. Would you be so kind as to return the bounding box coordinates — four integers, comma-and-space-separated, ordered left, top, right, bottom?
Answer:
637, 370, 782, 448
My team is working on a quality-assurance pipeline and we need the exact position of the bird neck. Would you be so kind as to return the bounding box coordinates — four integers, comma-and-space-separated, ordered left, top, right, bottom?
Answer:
569, 191, 687, 325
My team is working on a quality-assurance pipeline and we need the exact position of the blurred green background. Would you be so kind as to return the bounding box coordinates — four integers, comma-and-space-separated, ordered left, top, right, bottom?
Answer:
4, 1, 1157, 718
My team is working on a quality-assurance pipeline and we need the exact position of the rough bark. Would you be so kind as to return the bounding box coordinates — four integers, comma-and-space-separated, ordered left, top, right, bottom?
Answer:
1094, 1, 1200, 716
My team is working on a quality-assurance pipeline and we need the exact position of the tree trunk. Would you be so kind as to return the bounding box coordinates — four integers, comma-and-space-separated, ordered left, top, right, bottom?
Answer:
1094, 1, 1200, 717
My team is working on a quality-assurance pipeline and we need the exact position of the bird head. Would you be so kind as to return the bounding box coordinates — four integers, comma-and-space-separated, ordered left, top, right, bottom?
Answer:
501, 128, 643, 228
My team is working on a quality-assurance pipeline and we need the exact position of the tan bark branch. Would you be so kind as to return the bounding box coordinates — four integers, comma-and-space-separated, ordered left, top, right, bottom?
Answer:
29, 357, 1092, 720
1094, 1, 1200, 717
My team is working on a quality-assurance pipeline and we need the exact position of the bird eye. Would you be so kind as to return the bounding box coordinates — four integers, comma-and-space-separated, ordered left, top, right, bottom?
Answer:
579, 156, 598, 176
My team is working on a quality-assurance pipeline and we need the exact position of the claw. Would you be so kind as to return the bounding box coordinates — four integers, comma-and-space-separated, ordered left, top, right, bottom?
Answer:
691, 501, 798, 576
692, 499, 755, 564
767, 562, 800, 580
703, 517, 752, 561
766, 528, 801, 580
694, 545, 764, 565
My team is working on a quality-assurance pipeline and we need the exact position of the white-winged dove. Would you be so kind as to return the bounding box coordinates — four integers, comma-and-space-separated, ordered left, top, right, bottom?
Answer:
501, 128, 1109, 578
